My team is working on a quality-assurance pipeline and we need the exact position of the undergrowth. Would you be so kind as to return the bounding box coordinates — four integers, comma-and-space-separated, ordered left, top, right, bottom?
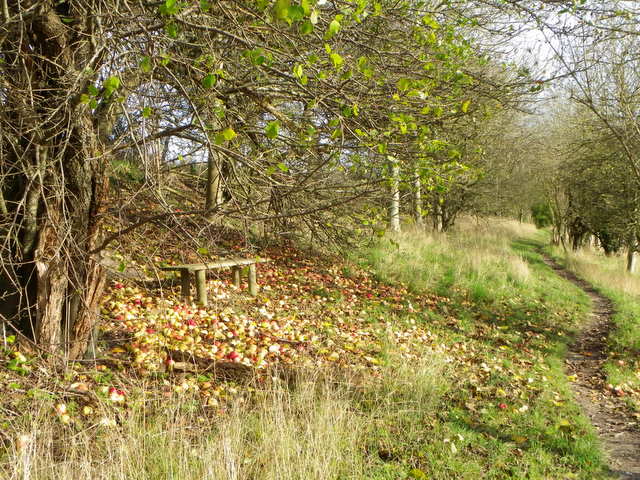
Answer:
0, 218, 611, 479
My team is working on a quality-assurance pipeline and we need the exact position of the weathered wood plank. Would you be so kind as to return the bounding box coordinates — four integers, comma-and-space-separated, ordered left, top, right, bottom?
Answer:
160, 258, 269, 272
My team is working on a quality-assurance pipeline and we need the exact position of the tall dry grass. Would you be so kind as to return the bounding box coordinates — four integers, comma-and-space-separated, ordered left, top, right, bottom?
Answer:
556, 247, 640, 298
364, 217, 537, 301
2, 347, 448, 480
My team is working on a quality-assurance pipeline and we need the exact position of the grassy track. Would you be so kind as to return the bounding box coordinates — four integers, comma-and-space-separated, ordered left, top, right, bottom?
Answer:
359, 220, 607, 479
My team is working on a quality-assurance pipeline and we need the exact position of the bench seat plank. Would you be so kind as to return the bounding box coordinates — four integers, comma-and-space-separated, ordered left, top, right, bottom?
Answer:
160, 258, 269, 272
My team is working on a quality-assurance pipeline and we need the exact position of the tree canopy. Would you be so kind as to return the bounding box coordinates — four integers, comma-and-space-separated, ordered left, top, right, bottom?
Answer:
2, 0, 640, 356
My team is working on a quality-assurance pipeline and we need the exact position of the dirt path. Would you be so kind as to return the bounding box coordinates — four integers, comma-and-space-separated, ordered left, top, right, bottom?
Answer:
542, 254, 640, 479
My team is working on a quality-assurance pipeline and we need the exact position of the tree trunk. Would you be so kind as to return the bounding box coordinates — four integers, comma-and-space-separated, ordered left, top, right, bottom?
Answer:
205, 149, 225, 217
627, 235, 638, 274
627, 249, 637, 274
25, 120, 108, 359
413, 170, 423, 229
1, 3, 110, 359
389, 160, 401, 233
432, 200, 444, 233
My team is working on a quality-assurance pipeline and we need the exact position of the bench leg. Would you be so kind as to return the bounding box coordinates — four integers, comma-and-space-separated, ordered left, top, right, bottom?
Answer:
232, 266, 241, 288
248, 264, 258, 296
180, 270, 191, 300
195, 270, 208, 306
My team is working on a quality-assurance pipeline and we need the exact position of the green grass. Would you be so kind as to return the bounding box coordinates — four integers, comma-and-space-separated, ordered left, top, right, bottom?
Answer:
357, 219, 607, 479
544, 241, 640, 411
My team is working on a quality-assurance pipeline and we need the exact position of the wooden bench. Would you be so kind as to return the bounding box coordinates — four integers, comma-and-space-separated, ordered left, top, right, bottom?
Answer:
160, 258, 269, 306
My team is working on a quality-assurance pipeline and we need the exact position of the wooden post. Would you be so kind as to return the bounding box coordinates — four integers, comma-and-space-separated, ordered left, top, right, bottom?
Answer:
180, 269, 191, 300
248, 263, 258, 296
232, 266, 241, 288
195, 270, 208, 306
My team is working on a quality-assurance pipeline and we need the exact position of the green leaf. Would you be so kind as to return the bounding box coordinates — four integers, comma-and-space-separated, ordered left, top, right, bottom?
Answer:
140, 56, 152, 73
118, 261, 126, 272
301, 0, 311, 15
159, 0, 180, 15
221, 127, 236, 141
397, 78, 411, 91
421, 14, 439, 29
104, 76, 120, 90
142, 107, 153, 118
89, 98, 98, 109
277, 162, 289, 172
165, 22, 179, 38
293, 64, 304, 78
214, 127, 236, 145
461, 100, 471, 113
200, 0, 212, 11
287, 5, 305, 21
87, 85, 99, 96
80, 94, 90, 104
324, 19, 340, 40
7, 359, 28, 376
197, 247, 209, 255
6, 335, 15, 344
245, 48, 269, 66
202, 73, 217, 89
329, 53, 343, 69
265, 120, 280, 139
274, 0, 291, 21
300, 20, 314, 34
